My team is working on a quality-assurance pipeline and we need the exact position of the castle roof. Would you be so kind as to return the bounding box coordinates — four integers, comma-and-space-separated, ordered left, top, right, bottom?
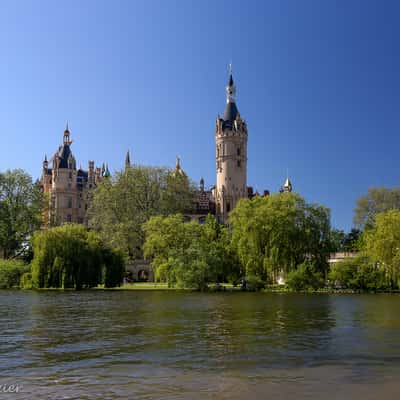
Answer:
222, 65, 239, 127
77, 169, 88, 178
223, 101, 238, 122
56, 144, 72, 168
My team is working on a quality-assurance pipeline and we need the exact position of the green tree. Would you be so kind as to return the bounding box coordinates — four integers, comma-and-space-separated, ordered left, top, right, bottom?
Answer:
88, 165, 196, 260
0, 169, 43, 258
329, 228, 346, 252
31, 224, 124, 289
329, 228, 361, 252
229, 193, 331, 283
363, 210, 400, 288
143, 214, 234, 290
354, 187, 400, 229
342, 228, 361, 251
0, 259, 30, 289
328, 256, 387, 291
286, 262, 324, 291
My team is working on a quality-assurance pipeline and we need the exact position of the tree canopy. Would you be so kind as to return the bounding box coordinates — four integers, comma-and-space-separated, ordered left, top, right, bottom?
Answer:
229, 193, 332, 283
143, 214, 239, 290
0, 169, 43, 259
328, 256, 386, 291
31, 224, 124, 289
363, 209, 400, 288
87, 165, 196, 260
329, 228, 361, 252
354, 187, 400, 229
0, 259, 30, 289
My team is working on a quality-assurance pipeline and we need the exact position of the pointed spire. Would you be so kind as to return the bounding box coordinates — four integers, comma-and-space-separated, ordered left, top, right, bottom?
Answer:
226, 63, 236, 104
43, 154, 48, 169
228, 63, 234, 86
104, 163, 111, 178
172, 155, 186, 177
65, 121, 69, 132
125, 150, 131, 170
283, 175, 293, 193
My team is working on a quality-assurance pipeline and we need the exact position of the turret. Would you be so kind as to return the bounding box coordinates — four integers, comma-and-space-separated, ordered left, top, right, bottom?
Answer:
63, 122, 72, 146
125, 150, 131, 170
103, 164, 111, 178
215, 65, 248, 223
283, 176, 293, 193
88, 161, 95, 183
67, 153, 76, 170
43, 155, 48, 171
172, 155, 186, 177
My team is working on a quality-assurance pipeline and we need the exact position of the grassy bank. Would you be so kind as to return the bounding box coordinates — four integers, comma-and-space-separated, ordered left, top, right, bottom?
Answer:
95, 282, 238, 291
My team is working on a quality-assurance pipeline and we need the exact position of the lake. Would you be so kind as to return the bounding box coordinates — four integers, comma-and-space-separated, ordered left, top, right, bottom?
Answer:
0, 291, 400, 399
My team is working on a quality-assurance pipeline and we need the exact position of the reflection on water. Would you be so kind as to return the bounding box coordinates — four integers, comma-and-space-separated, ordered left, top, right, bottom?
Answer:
0, 291, 399, 399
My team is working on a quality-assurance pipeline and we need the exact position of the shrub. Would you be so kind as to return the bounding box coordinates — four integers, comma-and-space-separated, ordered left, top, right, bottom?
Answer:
328, 256, 387, 291
286, 262, 324, 291
245, 274, 266, 291
0, 259, 30, 289
20, 272, 33, 289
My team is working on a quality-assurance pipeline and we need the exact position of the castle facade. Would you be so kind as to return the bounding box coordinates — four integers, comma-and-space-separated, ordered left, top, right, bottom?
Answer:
41, 125, 108, 226
41, 67, 292, 226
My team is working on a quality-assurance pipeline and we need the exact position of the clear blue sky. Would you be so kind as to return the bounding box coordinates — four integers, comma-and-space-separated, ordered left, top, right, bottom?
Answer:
1, 0, 399, 231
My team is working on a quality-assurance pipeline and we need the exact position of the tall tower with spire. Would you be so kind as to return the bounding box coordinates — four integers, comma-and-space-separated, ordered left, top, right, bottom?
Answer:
214, 65, 248, 223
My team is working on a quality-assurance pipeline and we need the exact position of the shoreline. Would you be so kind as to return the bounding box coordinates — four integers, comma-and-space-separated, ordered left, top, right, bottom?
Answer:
3, 283, 400, 294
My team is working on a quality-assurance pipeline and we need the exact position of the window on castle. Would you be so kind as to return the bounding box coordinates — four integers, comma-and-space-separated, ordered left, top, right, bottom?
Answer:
237, 148, 241, 156
69, 172, 72, 179
67, 197, 72, 208
227, 203, 231, 213
67, 214, 72, 222
237, 160, 241, 167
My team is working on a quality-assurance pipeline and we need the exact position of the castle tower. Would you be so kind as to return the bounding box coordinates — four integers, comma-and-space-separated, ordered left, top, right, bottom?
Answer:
215, 65, 248, 223
283, 176, 293, 193
41, 124, 101, 227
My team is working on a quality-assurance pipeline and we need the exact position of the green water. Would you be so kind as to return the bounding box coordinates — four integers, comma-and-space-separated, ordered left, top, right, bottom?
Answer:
1, 291, 400, 399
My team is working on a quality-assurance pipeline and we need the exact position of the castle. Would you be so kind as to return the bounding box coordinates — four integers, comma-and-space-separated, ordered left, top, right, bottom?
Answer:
193, 66, 293, 223
41, 67, 292, 226
41, 125, 109, 226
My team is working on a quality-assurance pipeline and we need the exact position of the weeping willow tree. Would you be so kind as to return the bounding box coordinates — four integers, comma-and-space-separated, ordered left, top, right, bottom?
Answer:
229, 193, 331, 283
31, 224, 124, 289
143, 214, 240, 290
363, 209, 400, 289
